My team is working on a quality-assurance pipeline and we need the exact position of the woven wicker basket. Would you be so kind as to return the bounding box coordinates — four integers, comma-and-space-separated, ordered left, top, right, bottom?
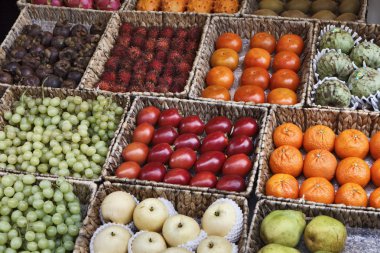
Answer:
247, 199, 380, 252
306, 21, 380, 111
78, 11, 209, 98
242, 0, 368, 22
0, 6, 112, 88
75, 181, 249, 253
0, 85, 130, 182
256, 106, 380, 212
123, 0, 245, 16
0, 171, 97, 252
0, 84, 9, 101
103, 95, 268, 197
188, 16, 315, 108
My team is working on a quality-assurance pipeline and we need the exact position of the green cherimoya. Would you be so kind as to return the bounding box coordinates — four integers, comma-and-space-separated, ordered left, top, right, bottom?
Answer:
350, 41, 380, 69
315, 79, 351, 108
348, 67, 380, 97
319, 27, 355, 54
317, 51, 354, 81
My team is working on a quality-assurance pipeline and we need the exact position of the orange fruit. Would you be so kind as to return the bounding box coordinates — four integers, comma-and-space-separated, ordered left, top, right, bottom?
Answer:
303, 125, 335, 152
303, 149, 337, 181
370, 131, 380, 160
369, 187, 380, 208
265, 173, 299, 199
273, 123, 303, 149
370, 159, 380, 187
336, 157, 370, 187
335, 183, 368, 207
299, 177, 335, 204
335, 129, 369, 159
269, 145, 303, 177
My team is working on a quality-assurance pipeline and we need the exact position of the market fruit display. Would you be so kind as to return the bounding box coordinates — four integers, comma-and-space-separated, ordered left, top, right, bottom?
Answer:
258, 210, 347, 252
28, 0, 122, 10
136, 0, 239, 13
0, 93, 123, 179
0, 21, 104, 88
97, 23, 202, 93
202, 32, 304, 105
316, 51, 354, 81
266, 122, 380, 208
115, 106, 259, 192
315, 79, 351, 108
92, 224, 132, 253
0, 174, 82, 252
254, 0, 361, 21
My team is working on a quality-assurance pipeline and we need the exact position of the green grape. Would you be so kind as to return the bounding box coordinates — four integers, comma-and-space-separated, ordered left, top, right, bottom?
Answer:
6, 230, 17, 240
26, 211, 37, 222
46, 226, 57, 238
0, 233, 8, 245
26, 242, 37, 251
13, 192, 24, 201
25, 231, 35, 242
32, 221, 46, 233
56, 224, 67, 235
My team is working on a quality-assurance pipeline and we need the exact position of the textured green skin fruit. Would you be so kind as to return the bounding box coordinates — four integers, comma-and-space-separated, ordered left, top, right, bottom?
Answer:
350, 41, 380, 69
348, 67, 380, 97
317, 51, 354, 81
319, 28, 355, 54
258, 243, 300, 253
315, 79, 351, 108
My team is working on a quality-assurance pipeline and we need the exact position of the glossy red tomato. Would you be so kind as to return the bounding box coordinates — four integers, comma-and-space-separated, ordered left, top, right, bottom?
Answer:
216, 175, 246, 192
163, 168, 191, 185
240, 67, 270, 90
270, 69, 300, 91
158, 108, 182, 128
233, 85, 265, 104
122, 142, 149, 165
169, 147, 197, 170
205, 116, 232, 135
139, 162, 166, 182
216, 33, 243, 52
222, 154, 252, 177
195, 151, 227, 173
151, 127, 179, 146
137, 106, 161, 126
115, 161, 141, 179
190, 171, 217, 188
178, 116, 205, 135
174, 133, 201, 151
244, 48, 271, 69
226, 135, 254, 156
132, 123, 155, 144
276, 34, 304, 56
267, 88, 297, 105
202, 85, 231, 101
273, 51, 301, 72
147, 143, 173, 164
200, 131, 229, 153
250, 32, 276, 54
232, 117, 259, 137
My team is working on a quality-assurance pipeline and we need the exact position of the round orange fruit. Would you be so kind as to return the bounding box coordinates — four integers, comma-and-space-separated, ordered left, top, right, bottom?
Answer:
370, 159, 380, 187
303, 149, 337, 181
299, 177, 335, 204
335, 183, 368, 207
369, 187, 380, 208
303, 125, 335, 152
266, 173, 299, 199
273, 123, 303, 149
269, 145, 303, 177
335, 129, 369, 159
336, 157, 370, 187
370, 131, 380, 160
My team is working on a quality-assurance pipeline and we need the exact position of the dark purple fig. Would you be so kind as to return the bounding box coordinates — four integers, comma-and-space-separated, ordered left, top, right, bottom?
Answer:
53, 21, 71, 37
35, 64, 53, 79
40, 31, 53, 46
3, 62, 20, 75
44, 47, 59, 64
67, 68, 83, 84
26, 24, 42, 37
51, 36, 66, 49
43, 75, 62, 88
59, 48, 78, 61
64, 37, 83, 50
85, 34, 101, 44
30, 44, 45, 57
73, 57, 91, 69
70, 24, 88, 37
21, 55, 40, 70
0, 71, 13, 83
54, 60, 71, 78
21, 75, 40, 86
90, 23, 104, 35
10, 47, 27, 59
62, 79, 77, 89
16, 66, 34, 77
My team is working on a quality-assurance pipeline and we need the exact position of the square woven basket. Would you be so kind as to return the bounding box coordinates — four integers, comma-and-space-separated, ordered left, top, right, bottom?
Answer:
188, 16, 315, 108
74, 181, 249, 253
78, 11, 210, 98
0, 86, 130, 182
247, 199, 380, 252
0, 171, 98, 252
256, 106, 380, 212
103, 95, 269, 197
0, 6, 113, 88
242, 0, 368, 22
306, 20, 380, 111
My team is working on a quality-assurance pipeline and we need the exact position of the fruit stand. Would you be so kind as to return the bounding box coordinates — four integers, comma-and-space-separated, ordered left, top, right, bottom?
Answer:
1, 0, 380, 252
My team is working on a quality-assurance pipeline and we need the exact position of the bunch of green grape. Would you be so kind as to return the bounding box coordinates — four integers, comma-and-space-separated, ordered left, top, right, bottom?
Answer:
0, 94, 124, 179
0, 174, 82, 252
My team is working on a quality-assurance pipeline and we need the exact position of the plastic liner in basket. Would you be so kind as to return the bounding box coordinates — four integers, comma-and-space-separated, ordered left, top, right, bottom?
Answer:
90, 223, 134, 253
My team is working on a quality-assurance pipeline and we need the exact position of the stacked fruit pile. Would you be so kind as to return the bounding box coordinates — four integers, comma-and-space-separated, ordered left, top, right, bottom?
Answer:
136, 0, 239, 14
91, 191, 243, 252
266, 123, 380, 208
0, 174, 82, 252
97, 23, 202, 93
0, 93, 123, 179
0, 21, 104, 88
254, 0, 361, 21
202, 32, 303, 106
29, 0, 122, 10
115, 106, 259, 192
258, 210, 347, 253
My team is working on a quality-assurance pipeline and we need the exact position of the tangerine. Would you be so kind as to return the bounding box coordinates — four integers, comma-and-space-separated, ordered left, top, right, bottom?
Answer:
335, 129, 369, 159
266, 173, 299, 199
370, 159, 380, 187
303, 125, 335, 152
370, 131, 380, 160
269, 145, 303, 177
335, 183, 368, 207
273, 123, 303, 149
299, 177, 335, 204
369, 187, 380, 208
336, 157, 370, 187
303, 149, 337, 181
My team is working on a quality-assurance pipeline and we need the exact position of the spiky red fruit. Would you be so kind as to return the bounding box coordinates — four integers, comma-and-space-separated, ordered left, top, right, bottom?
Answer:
156, 38, 171, 52
171, 38, 186, 52
145, 40, 157, 52
120, 60, 133, 72
128, 85, 142, 92
172, 76, 188, 87
160, 27, 174, 39
111, 45, 127, 56
127, 47, 142, 59
145, 82, 156, 92
131, 35, 146, 48
133, 65, 147, 76
118, 36, 131, 48
154, 51, 167, 62
133, 27, 148, 37
175, 28, 188, 40
176, 62, 192, 73
158, 76, 173, 88
98, 80, 112, 91
101, 71, 117, 82
145, 71, 158, 84
163, 62, 176, 76
187, 27, 202, 41
171, 83, 185, 93
148, 27, 160, 39
155, 84, 170, 93
144, 52, 154, 62
120, 23, 133, 36
186, 41, 198, 53
104, 56, 120, 71
183, 53, 195, 64
167, 51, 182, 64
118, 69, 131, 85
150, 60, 164, 74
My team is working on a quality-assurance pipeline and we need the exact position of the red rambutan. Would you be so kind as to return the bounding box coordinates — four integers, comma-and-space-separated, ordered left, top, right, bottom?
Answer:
127, 47, 143, 59
113, 84, 127, 93
149, 59, 164, 74
118, 69, 131, 85
154, 51, 167, 62
144, 52, 154, 62
133, 26, 148, 37
162, 62, 176, 75
174, 28, 188, 40
145, 71, 158, 84
119, 23, 133, 36
131, 73, 145, 86
155, 84, 170, 93
186, 41, 199, 53
120, 60, 133, 72
127, 85, 142, 92
131, 35, 146, 48
176, 62, 192, 74
104, 56, 120, 71
156, 38, 171, 52
160, 27, 175, 39
145, 82, 156, 92
111, 45, 128, 57
171, 38, 186, 52
101, 71, 117, 82
118, 36, 131, 48
98, 80, 112, 91
167, 51, 182, 64
172, 76, 188, 87
187, 27, 202, 41
157, 76, 173, 88
170, 83, 186, 93
134, 65, 148, 76
144, 40, 157, 52
148, 27, 160, 39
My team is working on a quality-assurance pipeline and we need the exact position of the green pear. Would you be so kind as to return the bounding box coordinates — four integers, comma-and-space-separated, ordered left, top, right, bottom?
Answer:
260, 210, 306, 247
258, 243, 300, 253
304, 216, 347, 253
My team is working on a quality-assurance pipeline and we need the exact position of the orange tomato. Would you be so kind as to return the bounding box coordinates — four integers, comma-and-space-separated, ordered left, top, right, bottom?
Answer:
250, 32, 276, 54
276, 34, 304, 55
267, 88, 297, 105
206, 66, 234, 89
233, 85, 265, 104
270, 69, 300, 91
216, 33, 243, 52
202, 85, 231, 101
273, 51, 301, 72
244, 48, 271, 69
211, 48, 239, 70
240, 67, 270, 90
